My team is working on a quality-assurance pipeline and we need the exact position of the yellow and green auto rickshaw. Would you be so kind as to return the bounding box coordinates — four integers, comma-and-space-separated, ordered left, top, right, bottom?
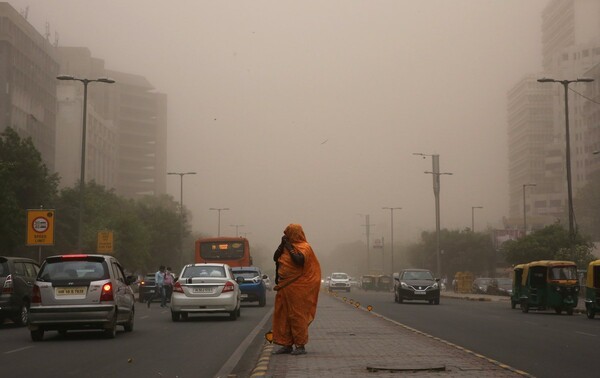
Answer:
520, 260, 579, 315
584, 259, 600, 319
376, 275, 393, 292
361, 275, 376, 291
511, 264, 527, 309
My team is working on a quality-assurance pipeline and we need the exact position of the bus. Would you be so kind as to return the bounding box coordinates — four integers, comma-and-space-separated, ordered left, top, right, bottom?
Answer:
194, 237, 252, 267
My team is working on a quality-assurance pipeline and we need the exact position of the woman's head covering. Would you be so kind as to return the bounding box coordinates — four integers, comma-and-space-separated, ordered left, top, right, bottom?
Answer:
284, 224, 307, 243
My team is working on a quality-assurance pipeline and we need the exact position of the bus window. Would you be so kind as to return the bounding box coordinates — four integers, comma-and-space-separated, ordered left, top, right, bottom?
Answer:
195, 237, 251, 267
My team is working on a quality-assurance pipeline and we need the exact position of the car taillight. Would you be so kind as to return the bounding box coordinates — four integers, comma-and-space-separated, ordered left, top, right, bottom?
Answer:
222, 281, 235, 293
2, 274, 13, 294
32, 284, 41, 303
100, 283, 114, 302
173, 281, 184, 293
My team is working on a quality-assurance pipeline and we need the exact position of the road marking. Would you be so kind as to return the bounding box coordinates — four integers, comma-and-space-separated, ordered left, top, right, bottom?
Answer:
575, 331, 596, 337
215, 307, 274, 378
4, 346, 34, 354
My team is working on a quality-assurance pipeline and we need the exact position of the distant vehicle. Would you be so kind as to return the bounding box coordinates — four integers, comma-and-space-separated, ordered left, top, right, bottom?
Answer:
349, 277, 359, 287
488, 277, 512, 296
138, 273, 157, 303
195, 237, 252, 267
328, 272, 351, 292
394, 269, 440, 305
520, 260, 579, 315
232, 266, 267, 307
170, 263, 243, 321
472, 278, 493, 294
584, 259, 600, 319
0, 256, 40, 326
28, 254, 136, 341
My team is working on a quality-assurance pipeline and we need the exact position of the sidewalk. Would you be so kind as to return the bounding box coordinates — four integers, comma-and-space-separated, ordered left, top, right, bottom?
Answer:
250, 293, 530, 377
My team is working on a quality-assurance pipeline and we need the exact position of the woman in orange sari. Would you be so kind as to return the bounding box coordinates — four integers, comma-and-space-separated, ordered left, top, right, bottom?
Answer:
271, 224, 321, 355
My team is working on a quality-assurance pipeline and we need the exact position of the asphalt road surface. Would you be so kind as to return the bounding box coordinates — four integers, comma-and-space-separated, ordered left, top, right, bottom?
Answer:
0, 294, 274, 378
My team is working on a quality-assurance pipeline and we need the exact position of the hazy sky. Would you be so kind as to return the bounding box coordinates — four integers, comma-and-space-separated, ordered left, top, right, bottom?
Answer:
10, 0, 548, 254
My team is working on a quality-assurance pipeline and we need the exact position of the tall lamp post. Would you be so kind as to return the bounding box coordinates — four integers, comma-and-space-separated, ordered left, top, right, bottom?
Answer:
471, 206, 483, 232
56, 75, 115, 251
230, 224, 244, 237
537, 77, 594, 240
522, 183, 536, 234
168, 171, 196, 266
382, 207, 401, 275
414, 153, 452, 279
209, 208, 229, 236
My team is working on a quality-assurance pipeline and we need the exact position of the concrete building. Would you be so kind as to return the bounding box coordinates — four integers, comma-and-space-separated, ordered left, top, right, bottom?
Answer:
0, 3, 59, 171
507, 0, 600, 231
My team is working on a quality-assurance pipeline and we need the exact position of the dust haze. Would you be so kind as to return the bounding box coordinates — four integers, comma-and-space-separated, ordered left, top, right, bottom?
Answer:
9, 1, 547, 262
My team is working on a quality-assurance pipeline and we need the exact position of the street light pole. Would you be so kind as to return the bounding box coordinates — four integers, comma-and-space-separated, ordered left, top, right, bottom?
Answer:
209, 208, 229, 237
56, 75, 115, 251
537, 77, 594, 240
168, 172, 196, 266
382, 207, 401, 274
522, 183, 536, 234
230, 224, 244, 237
471, 206, 483, 232
414, 153, 452, 279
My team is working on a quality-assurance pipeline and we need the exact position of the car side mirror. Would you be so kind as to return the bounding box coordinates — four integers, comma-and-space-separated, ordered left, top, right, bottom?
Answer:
236, 277, 245, 285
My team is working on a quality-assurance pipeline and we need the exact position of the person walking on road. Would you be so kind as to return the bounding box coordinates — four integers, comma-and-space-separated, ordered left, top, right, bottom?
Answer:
164, 267, 175, 302
148, 265, 166, 308
271, 224, 321, 356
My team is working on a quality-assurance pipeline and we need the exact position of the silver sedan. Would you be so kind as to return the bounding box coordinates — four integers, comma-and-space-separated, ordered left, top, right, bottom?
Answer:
170, 263, 243, 321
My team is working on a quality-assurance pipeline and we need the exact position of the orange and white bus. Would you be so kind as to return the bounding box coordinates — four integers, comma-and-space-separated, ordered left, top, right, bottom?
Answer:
194, 237, 252, 267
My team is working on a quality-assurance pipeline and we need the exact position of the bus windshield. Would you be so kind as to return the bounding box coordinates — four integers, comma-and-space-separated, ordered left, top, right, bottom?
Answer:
200, 241, 245, 260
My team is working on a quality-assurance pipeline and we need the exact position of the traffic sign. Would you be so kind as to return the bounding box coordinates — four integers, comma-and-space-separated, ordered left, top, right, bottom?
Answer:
26, 209, 55, 246
97, 230, 114, 253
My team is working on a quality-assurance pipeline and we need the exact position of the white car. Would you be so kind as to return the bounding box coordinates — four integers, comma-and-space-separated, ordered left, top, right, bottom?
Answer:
328, 272, 351, 292
170, 263, 244, 321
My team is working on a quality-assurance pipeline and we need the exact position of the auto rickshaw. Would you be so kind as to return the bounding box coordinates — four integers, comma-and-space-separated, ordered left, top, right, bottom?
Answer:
510, 264, 526, 309
584, 259, 600, 319
520, 260, 579, 315
361, 275, 376, 291
376, 275, 392, 292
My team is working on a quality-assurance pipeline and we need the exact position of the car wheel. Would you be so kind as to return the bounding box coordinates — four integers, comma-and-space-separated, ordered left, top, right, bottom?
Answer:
434, 298, 440, 305
31, 329, 44, 341
521, 302, 529, 313
259, 296, 266, 307
181, 312, 189, 321
12, 302, 29, 326
124, 308, 135, 332
566, 307, 573, 316
586, 307, 595, 319
104, 315, 117, 339
229, 307, 239, 321
555, 307, 562, 315
237, 307, 241, 317
171, 311, 181, 322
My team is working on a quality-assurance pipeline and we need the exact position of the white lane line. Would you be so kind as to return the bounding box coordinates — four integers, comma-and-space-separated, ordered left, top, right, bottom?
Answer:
5, 346, 34, 354
214, 307, 274, 378
575, 331, 596, 337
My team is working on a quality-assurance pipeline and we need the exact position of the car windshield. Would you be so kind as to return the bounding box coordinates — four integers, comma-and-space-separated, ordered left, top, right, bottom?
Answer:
183, 266, 225, 278
550, 266, 578, 280
402, 271, 434, 280
39, 260, 108, 281
332, 273, 348, 279
496, 278, 512, 288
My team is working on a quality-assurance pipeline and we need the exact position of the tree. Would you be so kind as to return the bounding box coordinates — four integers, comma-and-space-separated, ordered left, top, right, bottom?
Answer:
406, 229, 496, 279
0, 128, 58, 254
501, 223, 591, 266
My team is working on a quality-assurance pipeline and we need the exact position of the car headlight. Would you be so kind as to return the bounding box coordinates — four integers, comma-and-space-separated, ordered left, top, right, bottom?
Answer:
432, 282, 439, 289
400, 282, 408, 289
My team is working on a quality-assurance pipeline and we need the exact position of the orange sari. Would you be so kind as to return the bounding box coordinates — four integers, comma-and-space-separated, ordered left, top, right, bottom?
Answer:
272, 224, 321, 347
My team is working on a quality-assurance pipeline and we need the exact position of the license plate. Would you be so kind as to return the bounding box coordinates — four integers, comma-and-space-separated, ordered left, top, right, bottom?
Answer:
415, 291, 426, 295
241, 294, 248, 298
192, 287, 213, 294
56, 287, 87, 296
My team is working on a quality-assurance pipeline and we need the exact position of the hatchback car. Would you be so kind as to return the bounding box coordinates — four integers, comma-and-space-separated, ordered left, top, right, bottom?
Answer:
170, 263, 243, 321
232, 266, 267, 307
0, 256, 40, 326
28, 254, 136, 341
394, 269, 440, 305
328, 272, 351, 292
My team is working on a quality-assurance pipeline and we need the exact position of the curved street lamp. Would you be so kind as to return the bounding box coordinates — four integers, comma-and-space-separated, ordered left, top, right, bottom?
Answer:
56, 75, 115, 251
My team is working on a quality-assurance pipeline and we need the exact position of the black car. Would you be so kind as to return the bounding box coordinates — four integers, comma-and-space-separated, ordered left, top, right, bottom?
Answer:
0, 256, 40, 325
138, 274, 157, 303
394, 269, 440, 305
